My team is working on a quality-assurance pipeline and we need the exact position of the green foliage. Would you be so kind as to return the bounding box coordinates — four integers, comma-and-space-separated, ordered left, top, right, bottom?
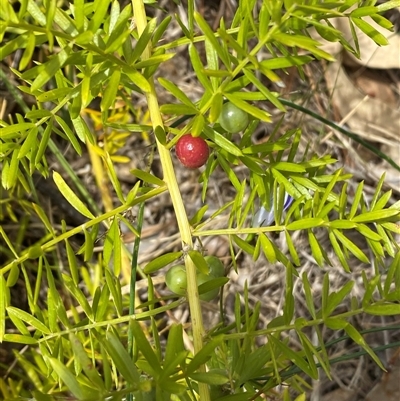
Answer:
1, 0, 400, 400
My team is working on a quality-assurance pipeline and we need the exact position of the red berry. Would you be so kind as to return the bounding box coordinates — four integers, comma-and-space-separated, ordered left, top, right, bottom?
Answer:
175, 134, 209, 169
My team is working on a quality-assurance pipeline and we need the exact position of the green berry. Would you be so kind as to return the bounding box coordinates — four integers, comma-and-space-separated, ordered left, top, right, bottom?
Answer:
205, 256, 225, 278
165, 265, 187, 296
197, 273, 220, 301
219, 102, 249, 133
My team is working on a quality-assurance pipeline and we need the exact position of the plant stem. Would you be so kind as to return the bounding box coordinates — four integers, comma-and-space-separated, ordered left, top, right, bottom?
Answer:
126, 200, 143, 401
131, 1, 209, 400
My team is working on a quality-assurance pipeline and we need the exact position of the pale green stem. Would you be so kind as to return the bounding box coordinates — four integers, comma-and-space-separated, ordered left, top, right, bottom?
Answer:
131, 1, 210, 400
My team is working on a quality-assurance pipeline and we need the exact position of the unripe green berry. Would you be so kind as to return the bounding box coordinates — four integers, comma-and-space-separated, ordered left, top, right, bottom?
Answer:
219, 102, 249, 133
165, 265, 187, 296
197, 273, 220, 301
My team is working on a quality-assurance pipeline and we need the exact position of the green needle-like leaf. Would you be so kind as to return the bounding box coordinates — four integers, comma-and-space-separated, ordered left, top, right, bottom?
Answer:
53, 171, 95, 219
7, 307, 51, 335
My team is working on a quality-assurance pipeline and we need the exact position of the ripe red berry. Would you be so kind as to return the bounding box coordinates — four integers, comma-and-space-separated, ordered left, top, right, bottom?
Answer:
175, 134, 209, 169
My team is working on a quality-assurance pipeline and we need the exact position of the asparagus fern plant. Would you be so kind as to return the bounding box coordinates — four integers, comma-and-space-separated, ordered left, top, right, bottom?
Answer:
0, 0, 399, 400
